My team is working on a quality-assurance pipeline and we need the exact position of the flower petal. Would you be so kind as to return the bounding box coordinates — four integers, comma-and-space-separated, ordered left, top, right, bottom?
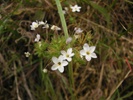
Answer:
67, 57, 72, 62
89, 46, 96, 53
58, 66, 64, 73
58, 55, 64, 61
80, 50, 86, 55
70, 53, 74, 57
51, 64, 58, 70
61, 50, 66, 55
52, 57, 58, 64
62, 61, 68, 66
85, 55, 91, 61
67, 48, 72, 54
83, 43, 89, 51
90, 53, 97, 58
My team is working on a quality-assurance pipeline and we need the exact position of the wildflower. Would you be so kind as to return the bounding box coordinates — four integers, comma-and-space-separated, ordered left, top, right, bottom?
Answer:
70, 5, 81, 12
74, 27, 83, 39
80, 43, 97, 61
38, 21, 45, 25
30, 21, 39, 30
74, 27, 83, 34
43, 68, 48, 73
51, 25, 61, 31
24, 52, 31, 57
63, 7, 68, 14
66, 37, 72, 44
42, 23, 49, 29
34, 34, 41, 42
61, 48, 74, 62
51, 55, 68, 73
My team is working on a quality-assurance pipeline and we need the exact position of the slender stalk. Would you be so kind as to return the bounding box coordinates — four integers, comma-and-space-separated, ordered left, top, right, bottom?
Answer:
55, 0, 69, 38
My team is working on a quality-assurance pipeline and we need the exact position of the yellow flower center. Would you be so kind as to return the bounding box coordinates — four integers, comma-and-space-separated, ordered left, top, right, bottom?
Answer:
86, 51, 90, 55
58, 62, 61, 66
66, 54, 69, 57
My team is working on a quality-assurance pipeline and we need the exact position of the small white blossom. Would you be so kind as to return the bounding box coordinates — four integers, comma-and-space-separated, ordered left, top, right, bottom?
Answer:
74, 27, 83, 34
70, 5, 81, 12
51, 55, 68, 73
61, 48, 74, 62
42, 24, 49, 29
38, 21, 45, 25
43, 68, 48, 73
51, 25, 61, 31
80, 43, 97, 61
63, 7, 68, 14
66, 37, 72, 44
34, 34, 41, 42
24, 52, 31, 57
30, 21, 39, 30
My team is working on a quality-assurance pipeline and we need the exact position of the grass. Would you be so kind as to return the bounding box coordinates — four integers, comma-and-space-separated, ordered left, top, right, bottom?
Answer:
0, 0, 133, 100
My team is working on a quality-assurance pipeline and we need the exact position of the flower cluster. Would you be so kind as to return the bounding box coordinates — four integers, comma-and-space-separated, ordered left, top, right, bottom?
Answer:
51, 48, 74, 73
51, 43, 97, 73
30, 20, 49, 30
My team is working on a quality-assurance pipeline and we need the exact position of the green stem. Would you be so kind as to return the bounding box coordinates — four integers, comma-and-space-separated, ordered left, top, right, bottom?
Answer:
55, 0, 69, 38
68, 62, 76, 100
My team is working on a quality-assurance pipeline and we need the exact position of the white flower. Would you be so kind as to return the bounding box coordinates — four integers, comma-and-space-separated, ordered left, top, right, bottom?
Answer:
51, 55, 68, 73
61, 48, 74, 62
80, 43, 97, 61
43, 68, 48, 73
70, 5, 81, 12
24, 52, 31, 57
42, 23, 49, 29
51, 25, 61, 31
63, 7, 68, 14
66, 37, 72, 44
38, 21, 45, 25
34, 34, 40, 42
74, 27, 83, 34
30, 21, 39, 30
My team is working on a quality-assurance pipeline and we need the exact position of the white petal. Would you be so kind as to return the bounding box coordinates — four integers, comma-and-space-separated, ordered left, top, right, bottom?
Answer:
51, 64, 58, 70
67, 57, 72, 62
58, 66, 64, 73
90, 53, 97, 58
52, 57, 58, 64
89, 46, 96, 53
62, 61, 68, 66
67, 48, 72, 54
83, 43, 89, 51
58, 55, 64, 61
80, 50, 86, 55
61, 50, 66, 55
86, 55, 91, 61
70, 53, 74, 57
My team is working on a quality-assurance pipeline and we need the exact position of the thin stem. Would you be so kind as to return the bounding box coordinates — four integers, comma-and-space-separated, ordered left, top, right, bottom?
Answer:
55, 0, 69, 38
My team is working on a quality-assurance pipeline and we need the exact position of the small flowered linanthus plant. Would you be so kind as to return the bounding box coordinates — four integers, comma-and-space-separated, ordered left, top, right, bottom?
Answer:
51, 55, 68, 73
61, 48, 74, 62
70, 5, 81, 12
80, 43, 97, 61
24, 52, 31, 57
